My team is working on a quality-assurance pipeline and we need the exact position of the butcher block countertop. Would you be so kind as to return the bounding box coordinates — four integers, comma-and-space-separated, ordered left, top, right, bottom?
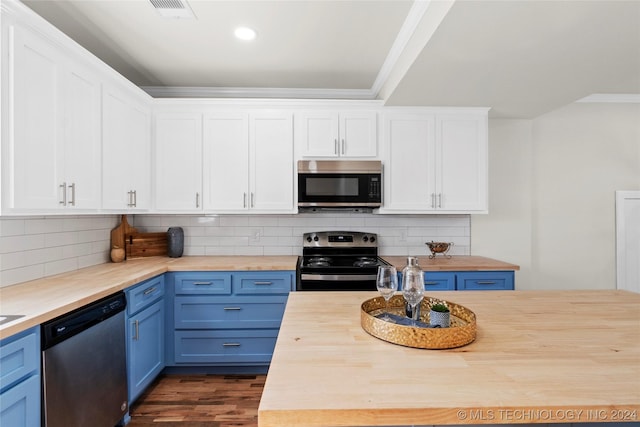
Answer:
258, 290, 640, 427
383, 255, 519, 271
0, 255, 298, 339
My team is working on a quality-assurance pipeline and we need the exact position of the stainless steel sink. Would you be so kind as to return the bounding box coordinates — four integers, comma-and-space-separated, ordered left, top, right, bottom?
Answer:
0, 315, 25, 325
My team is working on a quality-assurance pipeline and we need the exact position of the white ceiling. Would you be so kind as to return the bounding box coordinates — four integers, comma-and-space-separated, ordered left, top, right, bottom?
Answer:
23, 0, 640, 119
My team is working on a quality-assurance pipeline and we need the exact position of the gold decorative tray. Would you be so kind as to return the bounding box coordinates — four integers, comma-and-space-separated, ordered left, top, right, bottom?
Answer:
360, 295, 476, 349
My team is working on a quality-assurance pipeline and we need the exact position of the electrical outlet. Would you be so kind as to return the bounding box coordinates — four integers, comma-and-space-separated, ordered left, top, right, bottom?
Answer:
250, 229, 261, 243
399, 230, 407, 242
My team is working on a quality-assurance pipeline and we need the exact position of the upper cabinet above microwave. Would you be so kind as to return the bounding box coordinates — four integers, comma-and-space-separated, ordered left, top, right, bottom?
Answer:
297, 111, 378, 158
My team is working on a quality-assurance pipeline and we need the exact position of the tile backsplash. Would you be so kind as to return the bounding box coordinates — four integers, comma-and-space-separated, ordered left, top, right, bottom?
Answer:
0, 213, 470, 288
0, 215, 120, 288
133, 213, 470, 257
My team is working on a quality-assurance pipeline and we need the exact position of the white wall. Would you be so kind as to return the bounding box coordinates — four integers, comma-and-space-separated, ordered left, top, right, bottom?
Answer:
474, 102, 640, 290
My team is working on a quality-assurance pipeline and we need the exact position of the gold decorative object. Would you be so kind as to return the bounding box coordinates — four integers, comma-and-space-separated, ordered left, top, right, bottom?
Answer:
425, 241, 453, 258
360, 295, 476, 349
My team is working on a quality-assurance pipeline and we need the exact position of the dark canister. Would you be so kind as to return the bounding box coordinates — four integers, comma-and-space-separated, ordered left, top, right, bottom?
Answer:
167, 227, 184, 258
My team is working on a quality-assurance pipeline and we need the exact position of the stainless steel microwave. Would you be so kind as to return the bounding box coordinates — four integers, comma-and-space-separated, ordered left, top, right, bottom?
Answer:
297, 160, 382, 210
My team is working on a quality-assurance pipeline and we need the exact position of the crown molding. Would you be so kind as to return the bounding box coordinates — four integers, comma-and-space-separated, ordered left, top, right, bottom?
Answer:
141, 86, 377, 100
576, 94, 640, 104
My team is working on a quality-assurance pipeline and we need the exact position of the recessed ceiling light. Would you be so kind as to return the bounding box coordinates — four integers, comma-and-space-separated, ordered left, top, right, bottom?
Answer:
234, 27, 257, 41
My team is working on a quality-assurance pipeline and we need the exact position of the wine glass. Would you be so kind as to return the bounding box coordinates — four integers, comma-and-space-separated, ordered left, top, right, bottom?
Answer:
376, 266, 398, 321
402, 267, 425, 326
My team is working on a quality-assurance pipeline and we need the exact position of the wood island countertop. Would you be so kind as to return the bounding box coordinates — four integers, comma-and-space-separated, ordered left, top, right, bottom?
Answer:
258, 290, 640, 427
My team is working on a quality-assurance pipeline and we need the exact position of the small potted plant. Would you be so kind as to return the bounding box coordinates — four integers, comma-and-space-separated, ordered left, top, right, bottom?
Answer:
429, 302, 450, 328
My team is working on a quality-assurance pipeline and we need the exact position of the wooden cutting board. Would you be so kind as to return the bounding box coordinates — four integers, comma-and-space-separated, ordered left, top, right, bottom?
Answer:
110, 215, 135, 252
125, 232, 168, 258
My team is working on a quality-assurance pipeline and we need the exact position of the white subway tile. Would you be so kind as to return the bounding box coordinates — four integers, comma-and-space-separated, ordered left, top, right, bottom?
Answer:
45, 258, 78, 277
78, 252, 109, 269
0, 219, 25, 237
0, 234, 46, 254
45, 232, 79, 248
1, 264, 45, 288
25, 218, 64, 234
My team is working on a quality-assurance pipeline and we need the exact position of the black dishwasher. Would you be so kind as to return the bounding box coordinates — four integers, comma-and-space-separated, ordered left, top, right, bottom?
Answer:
41, 292, 128, 427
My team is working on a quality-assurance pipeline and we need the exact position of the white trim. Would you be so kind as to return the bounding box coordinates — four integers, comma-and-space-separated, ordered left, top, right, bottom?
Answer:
141, 86, 376, 100
370, 0, 431, 97
576, 94, 640, 104
616, 191, 640, 293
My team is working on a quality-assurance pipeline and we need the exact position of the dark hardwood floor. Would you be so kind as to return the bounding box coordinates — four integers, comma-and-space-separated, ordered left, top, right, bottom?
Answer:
127, 374, 266, 427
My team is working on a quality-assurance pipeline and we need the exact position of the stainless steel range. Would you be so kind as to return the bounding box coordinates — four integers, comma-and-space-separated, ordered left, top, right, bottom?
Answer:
296, 231, 391, 291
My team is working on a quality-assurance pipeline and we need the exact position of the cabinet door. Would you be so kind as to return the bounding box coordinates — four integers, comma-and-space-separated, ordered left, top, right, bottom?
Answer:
203, 113, 249, 212
63, 63, 102, 210
436, 114, 488, 212
154, 113, 202, 211
382, 113, 436, 211
340, 112, 377, 157
0, 374, 41, 427
8, 25, 64, 210
299, 111, 339, 157
250, 113, 294, 212
102, 87, 151, 210
127, 300, 165, 404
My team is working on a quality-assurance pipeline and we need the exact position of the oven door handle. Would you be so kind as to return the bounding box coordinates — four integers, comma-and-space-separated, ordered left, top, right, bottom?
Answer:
300, 273, 377, 281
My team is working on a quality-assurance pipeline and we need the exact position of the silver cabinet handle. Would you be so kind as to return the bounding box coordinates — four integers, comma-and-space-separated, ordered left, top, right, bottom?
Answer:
133, 190, 137, 207
59, 182, 67, 205
223, 307, 242, 311
254, 281, 272, 285
193, 281, 213, 286
334, 139, 338, 155
133, 320, 139, 341
430, 193, 436, 209
243, 192, 247, 208
127, 190, 134, 207
68, 183, 75, 206
223, 343, 241, 347
341, 139, 345, 155
477, 281, 496, 285
250, 192, 255, 208
143, 286, 157, 295
425, 281, 439, 286
196, 192, 200, 208
438, 193, 442, 208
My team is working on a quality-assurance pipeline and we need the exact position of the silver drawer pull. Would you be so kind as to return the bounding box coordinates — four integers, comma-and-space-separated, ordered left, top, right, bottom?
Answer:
477, 281, 496, 285
425, 281, 439, 285
223, 343, 241, 347
143, 287, 157, 295
133, 320, 139, 341
254, 281, 273, 285
193, 281, 213, 285
223, 307, 242, 311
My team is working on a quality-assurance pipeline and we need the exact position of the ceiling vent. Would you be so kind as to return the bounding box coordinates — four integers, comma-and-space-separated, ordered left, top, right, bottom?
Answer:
150, 0, 196, 19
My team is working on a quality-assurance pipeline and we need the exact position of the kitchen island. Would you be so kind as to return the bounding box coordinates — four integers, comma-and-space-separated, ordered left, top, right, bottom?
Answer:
258, 290, 640, 427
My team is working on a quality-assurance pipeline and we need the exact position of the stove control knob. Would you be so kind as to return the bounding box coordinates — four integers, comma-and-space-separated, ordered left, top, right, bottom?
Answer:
370, 236, 376, 243
363, 236, 369, 242
306, 236, 313, 242
313, 235, 319, 242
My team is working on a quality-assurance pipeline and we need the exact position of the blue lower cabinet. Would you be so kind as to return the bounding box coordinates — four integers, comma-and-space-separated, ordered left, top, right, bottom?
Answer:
174, 329, 279, 364
423, 272, 456, 291
456, 271, 514, 290
169, 271, 294, 368
0, 326, 40, 427
125, 276, 166, 404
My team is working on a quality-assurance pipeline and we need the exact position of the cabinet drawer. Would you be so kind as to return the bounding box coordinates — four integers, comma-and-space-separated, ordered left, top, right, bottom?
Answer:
174, 272, 232, 295
174, 296, 287, 329
397, 272, 456, 291
233, 272, 293, 295
126, 275, 165, 316
456, 271, 514, 290
0, 327, 39, 393
174, 329, 278, 364
0, 373, 40, 427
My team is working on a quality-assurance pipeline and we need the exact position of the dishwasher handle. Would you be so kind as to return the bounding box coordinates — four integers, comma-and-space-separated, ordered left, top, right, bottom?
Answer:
41, 292, 127, 350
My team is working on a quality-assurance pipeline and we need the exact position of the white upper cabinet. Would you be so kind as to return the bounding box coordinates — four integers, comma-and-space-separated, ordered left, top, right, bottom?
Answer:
298, 111, 377, 158
3, 23, 101, 212
380, 110, 488, 213
153, 113, 203, 212
102, 85, 151, 211
204, 111, 294, 213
